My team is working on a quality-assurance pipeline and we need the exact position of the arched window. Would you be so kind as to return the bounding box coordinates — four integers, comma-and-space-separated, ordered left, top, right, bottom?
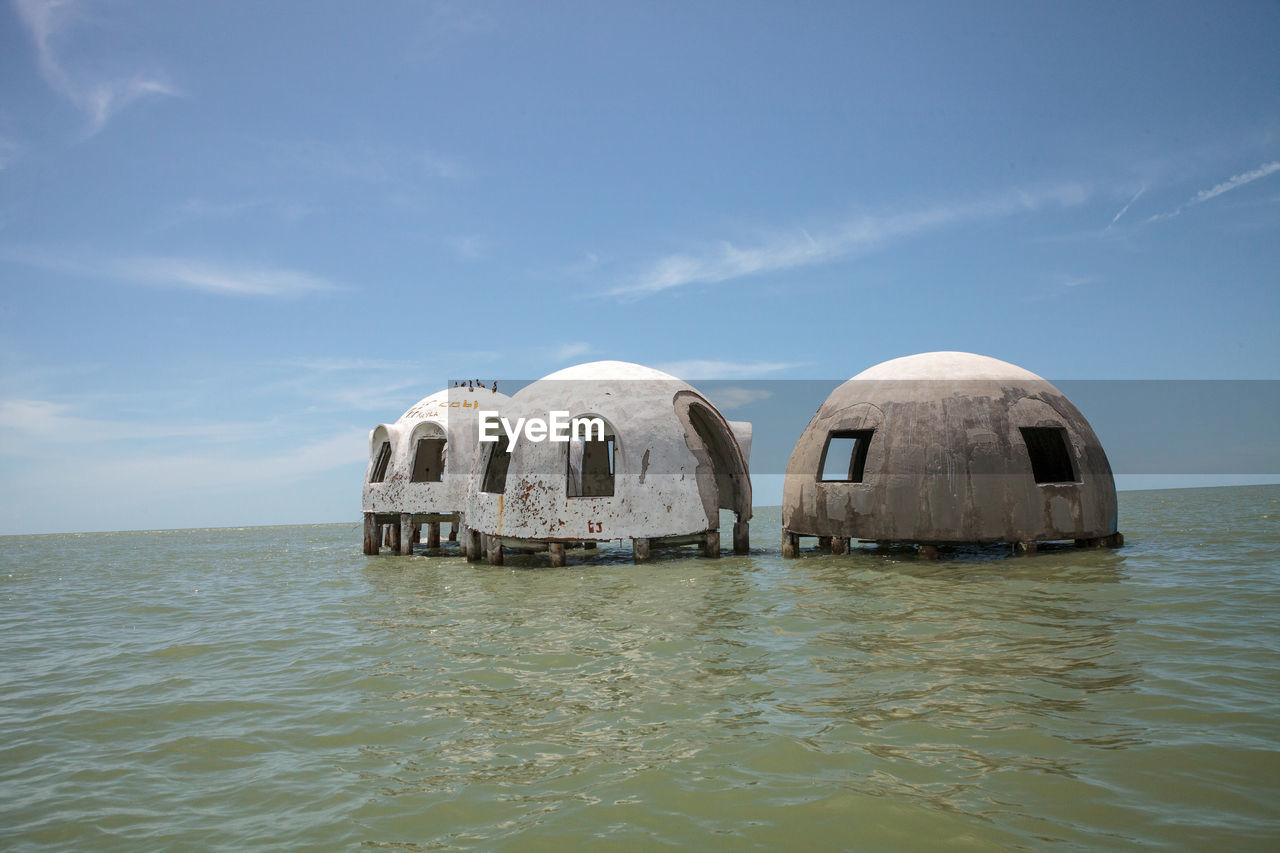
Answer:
369, 440, 392, 483
567, 416, 615, 497
481, 434, 511, 494
409, 425, 446, 483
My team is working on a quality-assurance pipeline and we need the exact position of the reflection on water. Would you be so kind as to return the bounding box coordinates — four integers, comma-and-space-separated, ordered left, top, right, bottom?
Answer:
2, 489, 1278, 850
352, 529, 1151, 846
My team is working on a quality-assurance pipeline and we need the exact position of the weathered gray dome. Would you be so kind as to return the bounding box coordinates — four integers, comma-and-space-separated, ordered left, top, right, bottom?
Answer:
466, 360, 752, 542
363, 386, 511, 516
782, 352, 1117, 544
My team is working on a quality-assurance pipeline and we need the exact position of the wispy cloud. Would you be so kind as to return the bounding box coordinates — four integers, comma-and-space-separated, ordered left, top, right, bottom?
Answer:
12, 0, 179, 134
2, 247, 339, 297
284, 140, 468, 183
0, 424, 372, 533
257, 353, 503, 415
1192, 161, 1280, 203
90, 429, 370, 490
115, 257, 337, 297
706, 387, 774, 410
1147, 161, 1280, 223
1108, 185, 1145, 228
173, 197, 317, 224
414, 0, 496, 55
423, 149, 468, 179
0, 397, 264, 447
445, 233, 485, 260
610, 184, 1088, 298
553, 343, 591, 362
282, 357, 413, 373
0, 135, 20, 169
653, 359, 804, 379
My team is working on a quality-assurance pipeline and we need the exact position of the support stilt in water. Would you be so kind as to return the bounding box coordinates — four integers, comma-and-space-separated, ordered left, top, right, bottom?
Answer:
448, 522, 458, 542
584, 541, 597, 550
818, 536, 832, 551
390, 518, 403, 555
733, 521, 749, 554
918, 544, 939, 560
703, 530, 720, 558
383, 525, 393, 547
426, 522, 441, 549
411, 523, 421, 545
399, 513, 413, 556
548, 543, 566, 567
782, 530, 799, 559
831, 536, 849, 555
1014, 541, 1037, 556
485, 534, 504, 566
633, 537, 651, 563
465, 528, 481, 562
363, 513, 379, 555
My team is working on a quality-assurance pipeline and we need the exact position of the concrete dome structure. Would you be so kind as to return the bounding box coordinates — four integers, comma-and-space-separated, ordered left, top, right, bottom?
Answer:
362, 385, 510, 556
465, 361, 753, 565
781, 352, 1121, 558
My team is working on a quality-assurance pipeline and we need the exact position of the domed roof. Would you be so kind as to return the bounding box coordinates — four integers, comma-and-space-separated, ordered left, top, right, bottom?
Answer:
538, 360, 682, 383
783, 352, 1117, 545
467, 360, 751, 541
363, 385, 512, 517
852, 351, 1043, 382
396, 386, 506, 423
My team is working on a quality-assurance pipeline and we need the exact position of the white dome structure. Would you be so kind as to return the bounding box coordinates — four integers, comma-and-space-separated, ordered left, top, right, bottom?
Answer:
465, 361, 753, 565
781, 352, 1121, 558
362, 385, 510, 555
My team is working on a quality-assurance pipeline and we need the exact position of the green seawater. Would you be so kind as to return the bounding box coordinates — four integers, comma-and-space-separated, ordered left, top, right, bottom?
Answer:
2, 486, 1277, 850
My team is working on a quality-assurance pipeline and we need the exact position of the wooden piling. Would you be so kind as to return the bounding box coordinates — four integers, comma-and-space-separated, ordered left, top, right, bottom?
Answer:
782, 530, 799, 559
831, 536, 849, 555
703, 530, 720, 558
363, 513, 379, 555
548, 543, 566, 567
1014, 541, 1037, 556
918, 544, 939, 560
448, 521, 458, 542
633, 537, 651, 563
390, 518, 403, 555
733, 521, 749, 554
465, 528, 481, 562
426, 522, 441, 549
818, 536, 832, 551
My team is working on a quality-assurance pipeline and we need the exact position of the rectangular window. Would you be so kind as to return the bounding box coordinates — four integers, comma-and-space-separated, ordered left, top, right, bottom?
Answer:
370, 441, 392, 483
567, 436, 615, 497
481, 434, 511, 494
818, 430, 873, 482
410, 438, 445, 483
1020, 427, 1076, 484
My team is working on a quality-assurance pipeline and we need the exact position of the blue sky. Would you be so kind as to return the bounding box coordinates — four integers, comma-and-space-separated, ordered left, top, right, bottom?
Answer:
1, 0, 1278, 534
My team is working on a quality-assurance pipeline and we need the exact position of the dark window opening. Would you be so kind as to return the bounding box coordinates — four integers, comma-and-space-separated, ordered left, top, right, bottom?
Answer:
567, 433, 615, 497
410, 437, 445, 483
481, 434, 511, 494
1020, 427, 1076, 484
370, 441, 392, 483
818, 430, 873, 482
